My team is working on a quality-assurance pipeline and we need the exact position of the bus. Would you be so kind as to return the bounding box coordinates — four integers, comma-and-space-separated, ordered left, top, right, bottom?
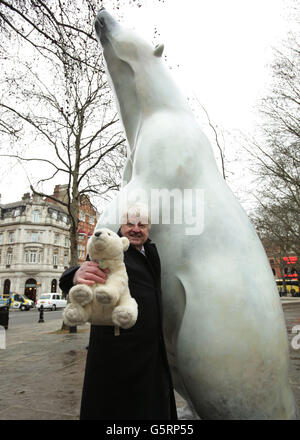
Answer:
276, 279, 300, 297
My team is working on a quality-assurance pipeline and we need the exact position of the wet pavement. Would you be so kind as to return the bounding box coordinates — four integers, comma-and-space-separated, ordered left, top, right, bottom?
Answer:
0, 299, 300, 420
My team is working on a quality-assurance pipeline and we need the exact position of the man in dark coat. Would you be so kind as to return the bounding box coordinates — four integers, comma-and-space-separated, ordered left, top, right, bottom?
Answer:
59, 209, 177, 420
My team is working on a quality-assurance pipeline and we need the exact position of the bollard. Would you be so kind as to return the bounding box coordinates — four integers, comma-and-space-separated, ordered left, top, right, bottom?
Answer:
38, 305, 44, 323
0, 306, 9, 330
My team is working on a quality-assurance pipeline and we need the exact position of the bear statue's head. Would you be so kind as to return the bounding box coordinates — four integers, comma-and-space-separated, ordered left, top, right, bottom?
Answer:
88, 227, 129, 261
94, 8, 164, 67
93, 8, 168, 148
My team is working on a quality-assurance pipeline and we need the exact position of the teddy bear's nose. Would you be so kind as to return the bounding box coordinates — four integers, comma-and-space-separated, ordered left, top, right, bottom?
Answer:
94, 231, 102, 237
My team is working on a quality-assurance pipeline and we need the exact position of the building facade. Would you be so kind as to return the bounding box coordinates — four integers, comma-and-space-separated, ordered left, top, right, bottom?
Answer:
46, 185, 98, 264
268, 253, 299, 280
0, 193, 70, 301
77, 194, 98, 264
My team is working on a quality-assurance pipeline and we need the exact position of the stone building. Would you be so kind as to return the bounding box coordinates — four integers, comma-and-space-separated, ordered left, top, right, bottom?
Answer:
0, 193, 70, 302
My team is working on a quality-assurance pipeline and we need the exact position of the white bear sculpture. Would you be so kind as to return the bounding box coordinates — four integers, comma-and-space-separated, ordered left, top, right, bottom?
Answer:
63, 228, 138, 331
93, 9, 297, 419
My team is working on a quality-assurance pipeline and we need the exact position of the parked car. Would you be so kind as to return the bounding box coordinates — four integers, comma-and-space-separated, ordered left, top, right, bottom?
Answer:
10, 293, 34, 311
0, 296, 9, 308
36, 293, 67, 311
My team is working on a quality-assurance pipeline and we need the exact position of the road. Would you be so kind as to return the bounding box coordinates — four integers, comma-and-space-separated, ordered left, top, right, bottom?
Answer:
8, 308, 65, 327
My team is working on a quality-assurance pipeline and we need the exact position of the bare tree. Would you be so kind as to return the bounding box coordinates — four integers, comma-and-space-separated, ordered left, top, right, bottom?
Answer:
0, 0, 127, 266
245, 34, 300, 284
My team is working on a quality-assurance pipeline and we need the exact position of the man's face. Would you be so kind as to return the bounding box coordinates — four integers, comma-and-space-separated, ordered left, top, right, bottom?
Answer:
120, 219, 150, 250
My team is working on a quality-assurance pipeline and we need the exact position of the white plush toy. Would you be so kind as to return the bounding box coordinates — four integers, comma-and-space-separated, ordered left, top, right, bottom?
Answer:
63, 228, 138, 333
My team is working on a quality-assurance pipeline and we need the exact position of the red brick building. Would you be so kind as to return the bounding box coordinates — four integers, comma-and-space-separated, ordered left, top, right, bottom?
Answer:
46, 185, 98, 264
266, 246, 299, 281
77, 194, 98, 264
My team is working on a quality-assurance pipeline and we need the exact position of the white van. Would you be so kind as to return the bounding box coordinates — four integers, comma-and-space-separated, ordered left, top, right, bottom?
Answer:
36, 293, 67, 311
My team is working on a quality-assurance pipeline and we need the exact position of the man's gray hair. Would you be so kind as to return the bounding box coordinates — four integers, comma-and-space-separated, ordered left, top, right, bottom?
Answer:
120, 202, 151, 228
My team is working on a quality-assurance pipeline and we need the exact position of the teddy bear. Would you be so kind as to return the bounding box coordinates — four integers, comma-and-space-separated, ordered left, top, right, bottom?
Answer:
63, 227, 138, 333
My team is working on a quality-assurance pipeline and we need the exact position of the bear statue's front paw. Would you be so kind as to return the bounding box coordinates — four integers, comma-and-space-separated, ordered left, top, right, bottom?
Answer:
112, 306, 137, 329
63, 304, 86, 326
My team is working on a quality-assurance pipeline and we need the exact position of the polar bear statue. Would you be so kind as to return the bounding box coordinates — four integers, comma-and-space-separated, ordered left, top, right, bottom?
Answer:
93, 8, 297, 419
63, 228, 138, 331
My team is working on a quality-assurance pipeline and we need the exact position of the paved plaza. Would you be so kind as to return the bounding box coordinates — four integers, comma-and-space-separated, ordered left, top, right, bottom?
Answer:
0, 299, 299, 420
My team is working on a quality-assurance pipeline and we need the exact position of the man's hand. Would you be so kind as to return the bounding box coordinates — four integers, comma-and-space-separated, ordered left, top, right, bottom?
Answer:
73, 261, 109, 286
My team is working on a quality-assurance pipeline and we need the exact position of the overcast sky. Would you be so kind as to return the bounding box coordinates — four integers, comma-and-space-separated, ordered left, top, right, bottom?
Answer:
120, 0, 294, 130
0, 0, 296, 206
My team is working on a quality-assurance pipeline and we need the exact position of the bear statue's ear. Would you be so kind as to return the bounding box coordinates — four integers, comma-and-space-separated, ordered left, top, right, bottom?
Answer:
121, 237, 130, 251
153, 43, 164, 57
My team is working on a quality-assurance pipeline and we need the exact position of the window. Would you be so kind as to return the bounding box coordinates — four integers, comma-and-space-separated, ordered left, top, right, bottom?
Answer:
54, 234, 59, 245
78, 232, 85, 241
39, 232, 43, 243
24, 251, 41, 263
52, 211, 58, 220
9, 232, 15, 243
79, 211, 85, 221
14, 294, 23, 302
6, 252, 12, 265
0, 234, 3, 245
0, 251, 1, 264
31, 232, 38, 243
14, 208, 20, 217
89, 215, 94, 225
53, 253, 58, 266
64, 236, 69, 247
32, 210, 40, 223
40, 294, 51, 300
64, 254, 69, 267
77, 244, 85, 259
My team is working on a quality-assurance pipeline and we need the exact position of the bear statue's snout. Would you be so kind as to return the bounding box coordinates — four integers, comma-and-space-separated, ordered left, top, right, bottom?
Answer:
94, 231, 102, 238
94, 9, 106, 36
95, 8, 120, 40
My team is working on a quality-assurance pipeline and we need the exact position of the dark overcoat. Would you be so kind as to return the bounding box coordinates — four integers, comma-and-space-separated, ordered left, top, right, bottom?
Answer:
59, 236, 177, 420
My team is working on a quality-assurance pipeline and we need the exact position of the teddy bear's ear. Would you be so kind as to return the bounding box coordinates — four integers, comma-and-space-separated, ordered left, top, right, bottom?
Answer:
121, 237, 130, 251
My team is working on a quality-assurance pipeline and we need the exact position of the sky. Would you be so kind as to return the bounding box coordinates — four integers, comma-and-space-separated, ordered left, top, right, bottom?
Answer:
0, 0, 296, 207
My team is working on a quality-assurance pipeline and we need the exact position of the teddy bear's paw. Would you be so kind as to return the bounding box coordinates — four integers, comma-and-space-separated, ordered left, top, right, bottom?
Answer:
70, 286, 93, 306
95, 290, 114, 305
63, 304, 86, 326
112, 307, 136, 329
